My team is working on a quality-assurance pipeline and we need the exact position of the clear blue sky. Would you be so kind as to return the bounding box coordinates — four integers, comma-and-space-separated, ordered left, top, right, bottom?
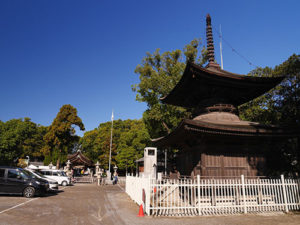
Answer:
1, 0, 299, 136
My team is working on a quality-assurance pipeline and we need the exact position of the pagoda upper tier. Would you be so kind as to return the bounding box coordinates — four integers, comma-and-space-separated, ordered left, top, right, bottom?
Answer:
160, 62, 284, 109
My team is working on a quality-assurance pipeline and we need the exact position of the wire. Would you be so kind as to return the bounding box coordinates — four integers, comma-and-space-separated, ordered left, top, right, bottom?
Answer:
197, 17, 259, 68
212, 26, 259, 68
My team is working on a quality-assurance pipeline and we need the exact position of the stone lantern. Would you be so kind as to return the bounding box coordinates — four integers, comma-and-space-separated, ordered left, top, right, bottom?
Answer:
66, 160, 71, 169
95, 161, 100, 174
65, 160, 72, 177
113, 165, 118, 174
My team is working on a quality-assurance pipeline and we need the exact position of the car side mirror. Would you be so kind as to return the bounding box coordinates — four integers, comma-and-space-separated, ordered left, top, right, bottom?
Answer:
17, 175, 22, 179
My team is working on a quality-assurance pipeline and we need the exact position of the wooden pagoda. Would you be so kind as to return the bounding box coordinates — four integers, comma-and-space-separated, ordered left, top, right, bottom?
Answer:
153, 14, 299, 178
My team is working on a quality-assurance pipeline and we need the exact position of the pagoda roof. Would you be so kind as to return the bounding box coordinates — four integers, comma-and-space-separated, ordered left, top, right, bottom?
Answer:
67, 150, 94, 167
160, 62, 284, 108
152, 116, 300, 147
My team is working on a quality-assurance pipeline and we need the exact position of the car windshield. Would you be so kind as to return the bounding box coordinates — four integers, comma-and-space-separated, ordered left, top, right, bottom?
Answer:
22, 170, 36, 178
58, 171, 67, 177
26, 170, 46, 179
19, 169, 32, 179
34, 171, 47, 178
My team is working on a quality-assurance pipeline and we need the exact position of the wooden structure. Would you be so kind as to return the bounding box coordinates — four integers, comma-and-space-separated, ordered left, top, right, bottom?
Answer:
67, 150, 93, 167
153, 14, 299, 178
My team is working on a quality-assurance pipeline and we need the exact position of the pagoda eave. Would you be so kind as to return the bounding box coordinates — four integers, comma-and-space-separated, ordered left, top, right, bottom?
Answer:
152, 119, 300, 147
160, 62, 285, 108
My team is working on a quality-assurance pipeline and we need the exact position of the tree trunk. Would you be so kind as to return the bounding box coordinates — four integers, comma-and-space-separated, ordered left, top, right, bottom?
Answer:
56, 158, 60, 169
162, 121, 171, 134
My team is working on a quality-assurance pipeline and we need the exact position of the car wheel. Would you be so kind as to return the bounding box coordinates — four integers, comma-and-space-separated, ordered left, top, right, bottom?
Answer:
23, 187, 35, 198
61, 181, 67, 186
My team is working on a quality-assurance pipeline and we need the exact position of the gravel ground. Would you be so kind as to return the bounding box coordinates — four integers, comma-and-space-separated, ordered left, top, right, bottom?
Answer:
0, 183, 299, 225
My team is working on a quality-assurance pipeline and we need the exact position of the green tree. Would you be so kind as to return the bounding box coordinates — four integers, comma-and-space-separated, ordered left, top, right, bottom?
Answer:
80, 119, 128, 169
42, 104, 85, 167
80, 119, 150, 172
133, 39, 207, 138
0, 118, 46, 165
239, 67, 279, 124
116, 120, 150, 173
79, 129, 99, 161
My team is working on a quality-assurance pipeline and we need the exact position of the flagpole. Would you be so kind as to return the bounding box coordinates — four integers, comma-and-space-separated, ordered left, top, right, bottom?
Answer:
219, 24, 224, 69
108, 110, 114, 178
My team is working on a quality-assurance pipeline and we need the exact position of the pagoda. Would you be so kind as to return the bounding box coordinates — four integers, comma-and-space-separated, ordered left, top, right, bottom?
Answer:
153, 14, 299, 178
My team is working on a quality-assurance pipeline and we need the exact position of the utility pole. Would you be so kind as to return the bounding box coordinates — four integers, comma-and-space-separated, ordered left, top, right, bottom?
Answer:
108, 110, 114, 180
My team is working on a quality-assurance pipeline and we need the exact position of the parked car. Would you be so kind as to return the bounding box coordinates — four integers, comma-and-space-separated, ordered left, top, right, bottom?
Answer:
25, 169, 59, 191
0, 166, 49, 198
39, 169, 70, 186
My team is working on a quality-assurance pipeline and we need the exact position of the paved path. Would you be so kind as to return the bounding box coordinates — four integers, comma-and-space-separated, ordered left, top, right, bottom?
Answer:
0, 183, 300, 225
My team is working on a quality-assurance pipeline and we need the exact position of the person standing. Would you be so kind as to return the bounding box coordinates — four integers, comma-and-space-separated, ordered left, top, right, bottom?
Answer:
113, 171, 118, 185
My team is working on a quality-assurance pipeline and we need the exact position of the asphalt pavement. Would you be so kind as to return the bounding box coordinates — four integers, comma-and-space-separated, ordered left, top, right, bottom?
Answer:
0, 183, 299, 225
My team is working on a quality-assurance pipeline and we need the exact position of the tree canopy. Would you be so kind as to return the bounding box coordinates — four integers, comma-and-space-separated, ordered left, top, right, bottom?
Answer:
0, 118, 46, 165
42, 104, 85, 166
80, 119, 150, 172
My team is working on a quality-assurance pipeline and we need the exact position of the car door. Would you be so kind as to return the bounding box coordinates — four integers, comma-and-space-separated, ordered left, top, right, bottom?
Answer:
0, 168, 6, 193
6, 169, 27, 194
41, 170, 52, 179
51, 171, 62, 184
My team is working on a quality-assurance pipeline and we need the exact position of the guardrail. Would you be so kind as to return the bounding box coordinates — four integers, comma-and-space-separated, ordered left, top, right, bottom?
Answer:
126, 175, 300, 216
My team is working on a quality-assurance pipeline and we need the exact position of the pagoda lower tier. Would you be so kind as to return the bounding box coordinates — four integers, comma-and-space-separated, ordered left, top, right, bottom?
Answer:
152, 112, 300, 178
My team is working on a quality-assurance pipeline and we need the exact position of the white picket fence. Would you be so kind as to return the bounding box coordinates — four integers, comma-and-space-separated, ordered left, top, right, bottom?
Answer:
125, 175, 300, 216
73, 176, 94, 183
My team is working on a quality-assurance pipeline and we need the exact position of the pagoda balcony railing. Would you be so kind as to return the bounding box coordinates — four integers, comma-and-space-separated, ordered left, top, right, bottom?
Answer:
196, 103, 238, 115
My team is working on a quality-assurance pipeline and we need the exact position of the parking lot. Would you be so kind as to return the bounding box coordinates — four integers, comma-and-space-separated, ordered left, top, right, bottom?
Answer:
1, 183, 300, 225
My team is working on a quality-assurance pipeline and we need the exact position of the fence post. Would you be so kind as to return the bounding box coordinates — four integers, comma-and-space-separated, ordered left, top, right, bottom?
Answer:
145, 176, 151, 215
197, 175, 201, 215
241, 175, 247, 214
125, 174, 128, 194
281, 174, 289, 213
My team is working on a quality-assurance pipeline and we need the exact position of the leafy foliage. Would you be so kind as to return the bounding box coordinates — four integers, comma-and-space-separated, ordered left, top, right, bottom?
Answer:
0, 118, 46, 165
133, 39, 208, 138
116, 120, 150, 172
42, 104, 85, 166
80, 119, 150, 172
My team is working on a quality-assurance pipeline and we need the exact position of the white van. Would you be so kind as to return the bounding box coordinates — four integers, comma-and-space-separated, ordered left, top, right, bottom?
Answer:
25, 169, 59, 191
39, 170, 70, 186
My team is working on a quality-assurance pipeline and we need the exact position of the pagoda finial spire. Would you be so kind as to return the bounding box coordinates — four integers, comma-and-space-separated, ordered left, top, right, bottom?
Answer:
206, 14, 220, 69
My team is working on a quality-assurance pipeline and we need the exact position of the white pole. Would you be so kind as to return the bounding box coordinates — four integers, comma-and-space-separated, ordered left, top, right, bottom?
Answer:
146, 176, 151, 215
219, 24, 224, 70
281, 174, 289, 213
108, 110, 114, 177
241, 175, 247, 214
164, 149, 167, 176
197, 175, 201, 215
